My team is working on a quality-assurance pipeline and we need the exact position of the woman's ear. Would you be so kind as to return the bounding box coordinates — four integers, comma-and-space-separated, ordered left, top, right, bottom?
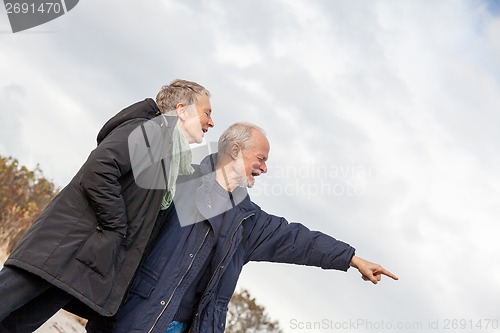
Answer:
176, 103, 186, 120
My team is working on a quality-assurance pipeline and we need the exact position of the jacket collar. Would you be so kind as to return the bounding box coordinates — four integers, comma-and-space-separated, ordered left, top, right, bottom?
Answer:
195, 153, 255, 220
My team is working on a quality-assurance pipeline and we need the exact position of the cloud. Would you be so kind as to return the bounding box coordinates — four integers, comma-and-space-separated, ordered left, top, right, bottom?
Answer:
1, 0, 499, 331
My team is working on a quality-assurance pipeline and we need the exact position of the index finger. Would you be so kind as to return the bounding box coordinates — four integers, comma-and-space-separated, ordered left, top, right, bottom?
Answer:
377, 267, 399, 280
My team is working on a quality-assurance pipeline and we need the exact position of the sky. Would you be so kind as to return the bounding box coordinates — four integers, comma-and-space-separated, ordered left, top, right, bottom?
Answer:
1, 0, 500, 332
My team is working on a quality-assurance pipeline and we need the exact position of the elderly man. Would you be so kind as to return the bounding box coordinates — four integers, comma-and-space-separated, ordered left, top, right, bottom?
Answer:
86, 122, 397, 333
0, 79, 214, 332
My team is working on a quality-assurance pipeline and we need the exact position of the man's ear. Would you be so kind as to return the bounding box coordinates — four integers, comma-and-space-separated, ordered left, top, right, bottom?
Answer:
230, 143, 240, 160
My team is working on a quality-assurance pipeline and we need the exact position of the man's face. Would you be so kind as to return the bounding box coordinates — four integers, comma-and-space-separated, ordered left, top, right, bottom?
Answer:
237, 130, 270, 188
181, 94, 214, 144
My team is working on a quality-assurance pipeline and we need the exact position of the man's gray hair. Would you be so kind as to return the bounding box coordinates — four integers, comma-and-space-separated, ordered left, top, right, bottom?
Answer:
218, 122, 266, 154
155, 79, 211, 114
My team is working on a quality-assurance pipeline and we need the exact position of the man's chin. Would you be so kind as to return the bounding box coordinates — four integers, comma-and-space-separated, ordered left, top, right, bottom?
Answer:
237, 177, 254, 189
246, 176, 255, 188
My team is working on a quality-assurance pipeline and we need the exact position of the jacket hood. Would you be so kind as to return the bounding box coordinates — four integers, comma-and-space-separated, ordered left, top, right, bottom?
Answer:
96, 98, 160, 144
199, 152, 218, 175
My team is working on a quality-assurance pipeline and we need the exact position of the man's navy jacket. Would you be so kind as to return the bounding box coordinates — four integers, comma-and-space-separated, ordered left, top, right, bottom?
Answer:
99, 153, 356, 333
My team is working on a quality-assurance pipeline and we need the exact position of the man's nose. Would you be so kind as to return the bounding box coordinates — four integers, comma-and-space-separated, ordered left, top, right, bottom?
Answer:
260, 162, 267, 174
207, 116, 214, 128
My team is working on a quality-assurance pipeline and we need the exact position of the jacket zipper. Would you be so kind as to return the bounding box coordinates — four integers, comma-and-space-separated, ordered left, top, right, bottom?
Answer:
194, 213, 255, 318
147, 227, 211, 333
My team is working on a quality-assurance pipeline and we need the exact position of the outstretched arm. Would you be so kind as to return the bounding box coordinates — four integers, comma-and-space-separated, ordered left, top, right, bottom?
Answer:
244, 209, 355, 271
350, 256, 399, 284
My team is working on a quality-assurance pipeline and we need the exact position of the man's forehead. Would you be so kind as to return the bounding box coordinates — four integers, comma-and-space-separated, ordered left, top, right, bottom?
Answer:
250, 130, 270, 153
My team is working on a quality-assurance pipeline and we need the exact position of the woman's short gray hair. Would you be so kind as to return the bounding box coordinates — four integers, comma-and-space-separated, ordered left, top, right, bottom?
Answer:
155, 79, 210, 114
218, 122, 266, 154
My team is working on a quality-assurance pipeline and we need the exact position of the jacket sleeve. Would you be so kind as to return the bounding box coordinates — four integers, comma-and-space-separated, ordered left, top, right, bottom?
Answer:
79, 119, 143, 233
243, 207, 356, 271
